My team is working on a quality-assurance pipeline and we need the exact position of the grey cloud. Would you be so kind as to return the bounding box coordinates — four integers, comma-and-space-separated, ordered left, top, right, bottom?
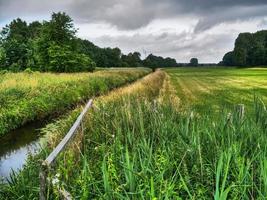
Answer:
259, 19, 267, 27
67, 0, 267, 30
194, 5, 267, 32
67, 0, 167, 29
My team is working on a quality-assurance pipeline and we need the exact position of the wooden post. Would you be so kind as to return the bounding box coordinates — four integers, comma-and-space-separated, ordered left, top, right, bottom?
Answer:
236, 104, 245, 121
59, 188, 73, 200
39, 162, 48, 200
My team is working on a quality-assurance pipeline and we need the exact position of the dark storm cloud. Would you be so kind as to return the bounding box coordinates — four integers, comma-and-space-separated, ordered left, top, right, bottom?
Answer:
193, 5, 267, 32
66, 0, 267, 30
1, 0, 267, 30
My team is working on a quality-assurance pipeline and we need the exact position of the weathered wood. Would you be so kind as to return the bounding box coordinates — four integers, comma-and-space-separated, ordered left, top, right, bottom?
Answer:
39, 163, 48, 200
39, 99, 93, 199
236, 104, 245, 120
60, 188, 73, 200
44, 99, 93, 166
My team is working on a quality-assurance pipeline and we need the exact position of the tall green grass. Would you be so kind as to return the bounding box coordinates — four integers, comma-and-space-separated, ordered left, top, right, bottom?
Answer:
2, 99, 267, 199
0, 69, 149, 136
56, 97, 266, 199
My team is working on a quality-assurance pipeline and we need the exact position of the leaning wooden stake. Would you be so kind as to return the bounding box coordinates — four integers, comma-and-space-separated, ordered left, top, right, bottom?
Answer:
39, 99, 93, 200
236, 104, 245, 121
60, 188, 73, 200
39, 163, 48, 200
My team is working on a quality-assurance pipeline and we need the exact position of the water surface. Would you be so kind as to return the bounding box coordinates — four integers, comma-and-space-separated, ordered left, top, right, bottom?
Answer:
0, 121, 45, 180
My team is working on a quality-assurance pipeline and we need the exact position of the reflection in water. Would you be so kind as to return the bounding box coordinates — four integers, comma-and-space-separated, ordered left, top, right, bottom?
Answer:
0, 121, 45, 180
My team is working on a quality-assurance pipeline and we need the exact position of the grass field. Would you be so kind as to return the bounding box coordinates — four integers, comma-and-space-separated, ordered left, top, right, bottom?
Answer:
0, 69, 149, 136
165, 67, 267, 111
1, 68, 267, 199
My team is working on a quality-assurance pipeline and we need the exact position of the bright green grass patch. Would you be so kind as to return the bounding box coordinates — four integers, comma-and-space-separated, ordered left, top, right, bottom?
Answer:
164, 67, 267, 112
0, 69, 150, 136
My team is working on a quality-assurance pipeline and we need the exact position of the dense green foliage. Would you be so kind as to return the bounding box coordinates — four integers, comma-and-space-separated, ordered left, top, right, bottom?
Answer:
189, 58, 198, 66
143, 54, 178, 71
221, 30, 267, 67
0, 69, 149, 136
0, 13, 178, 72
0, 13, 96, 72
75, 39, 179, 69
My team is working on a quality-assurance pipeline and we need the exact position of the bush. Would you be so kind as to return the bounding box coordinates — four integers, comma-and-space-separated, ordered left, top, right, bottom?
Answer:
24, 68, 34, 74
0, 69, 8, 74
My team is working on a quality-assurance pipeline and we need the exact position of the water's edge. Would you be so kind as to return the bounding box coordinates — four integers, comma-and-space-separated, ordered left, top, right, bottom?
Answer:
0, 72, 151, 181
0, 120, 47, 180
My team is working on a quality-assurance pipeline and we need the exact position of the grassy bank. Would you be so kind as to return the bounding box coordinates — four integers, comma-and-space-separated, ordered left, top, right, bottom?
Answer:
56, 96, 267, 199
0, 71, 165, 199
1, 69, 267, 199
0, 69, 149, 136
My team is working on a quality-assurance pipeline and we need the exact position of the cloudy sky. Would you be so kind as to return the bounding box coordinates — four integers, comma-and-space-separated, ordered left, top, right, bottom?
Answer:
1, 0, 267, 63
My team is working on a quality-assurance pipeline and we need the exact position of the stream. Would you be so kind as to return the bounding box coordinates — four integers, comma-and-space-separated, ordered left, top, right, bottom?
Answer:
0, 121, 46, 181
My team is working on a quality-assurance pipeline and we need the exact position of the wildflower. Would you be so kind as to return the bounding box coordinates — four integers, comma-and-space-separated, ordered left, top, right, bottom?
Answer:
52, 176, 59, 186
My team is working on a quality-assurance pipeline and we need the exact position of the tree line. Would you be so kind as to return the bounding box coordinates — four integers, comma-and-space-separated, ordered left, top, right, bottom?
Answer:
220, 30, 267, 67
0, 12, 179, 73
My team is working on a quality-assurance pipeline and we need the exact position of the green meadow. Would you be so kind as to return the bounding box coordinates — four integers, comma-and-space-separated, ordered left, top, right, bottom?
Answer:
165, 67, 267, 111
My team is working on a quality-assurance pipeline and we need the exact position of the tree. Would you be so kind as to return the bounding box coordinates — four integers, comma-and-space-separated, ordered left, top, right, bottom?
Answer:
143, 54, 159, 71
190, 58, 198, 66
143, 53, 178, 71
222, 51, 234, 66
35, 12, 77, 69
34, 12, 95, 72
0, 18, 30, 70
220, 30, 267, 67
46, 12, 76, 45
1, 18, 29, 42
106, 47, 123, 67
164, 57, 177, 67
0, 47, 6, 69
233, 48, 246, 66
47, 43, 95, 72
28, 21, 42, 39
249, 43, 265, 66
121, 51, 143, 67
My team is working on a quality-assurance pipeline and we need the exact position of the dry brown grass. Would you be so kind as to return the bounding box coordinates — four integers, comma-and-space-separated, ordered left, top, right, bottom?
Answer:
158, 73, 180, 110
42, 70, 166, 162
96, 70, 166, 104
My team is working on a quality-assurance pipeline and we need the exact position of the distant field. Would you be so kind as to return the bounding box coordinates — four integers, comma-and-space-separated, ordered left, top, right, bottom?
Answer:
165, 67, 267, 111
